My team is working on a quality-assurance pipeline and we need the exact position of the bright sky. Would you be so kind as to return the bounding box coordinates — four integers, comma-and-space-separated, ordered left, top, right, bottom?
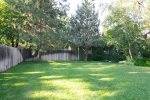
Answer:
67, 0, 115, 16
66, 0, 116, 33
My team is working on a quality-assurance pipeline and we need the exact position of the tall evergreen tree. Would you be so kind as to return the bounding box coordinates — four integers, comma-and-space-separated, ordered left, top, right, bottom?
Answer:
69, 0, 100, 61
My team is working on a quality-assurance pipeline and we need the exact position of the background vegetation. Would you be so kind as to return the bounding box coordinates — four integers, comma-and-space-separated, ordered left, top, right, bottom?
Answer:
0, 0, 149, 65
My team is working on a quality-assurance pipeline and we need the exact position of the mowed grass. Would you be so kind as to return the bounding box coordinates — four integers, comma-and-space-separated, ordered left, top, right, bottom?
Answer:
0, 61, 150, 100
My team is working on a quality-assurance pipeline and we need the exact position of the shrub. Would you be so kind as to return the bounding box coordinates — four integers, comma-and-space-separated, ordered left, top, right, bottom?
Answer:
86, 47, 125, 62
134, 58, 150, 67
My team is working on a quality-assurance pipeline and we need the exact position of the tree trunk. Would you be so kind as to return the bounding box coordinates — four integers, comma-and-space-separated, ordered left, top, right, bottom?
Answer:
11, 38, 15, 47
128, 48, 133, 60
15, 34, 19, 47
37, 0, 43, 61
78, 47, 80, 60
83, 47, 88, 61
37, 50, 41, 60
128, 43, 133, 60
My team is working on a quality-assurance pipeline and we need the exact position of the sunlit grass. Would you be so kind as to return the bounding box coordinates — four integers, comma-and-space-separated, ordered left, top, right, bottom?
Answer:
0, 61, 150, 100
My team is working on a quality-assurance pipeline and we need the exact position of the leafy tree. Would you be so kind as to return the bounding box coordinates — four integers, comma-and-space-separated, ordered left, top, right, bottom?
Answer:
104, 6, 142, 60
5, 0, 68, 58
69, 0, 100, 61
0, 0, 25, 47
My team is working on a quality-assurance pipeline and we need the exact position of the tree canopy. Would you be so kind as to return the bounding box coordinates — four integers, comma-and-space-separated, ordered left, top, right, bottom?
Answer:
0, 0, 149, 61
103, 0, 150, 60
68, 0, 100, 60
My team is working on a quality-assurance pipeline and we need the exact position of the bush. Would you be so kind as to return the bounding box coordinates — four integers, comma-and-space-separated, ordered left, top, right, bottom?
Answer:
134, 58, 150, 67
86, 47, 125, 62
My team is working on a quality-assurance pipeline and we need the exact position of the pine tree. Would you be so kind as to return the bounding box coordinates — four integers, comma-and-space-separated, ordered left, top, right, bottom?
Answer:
70, 0, 100, 61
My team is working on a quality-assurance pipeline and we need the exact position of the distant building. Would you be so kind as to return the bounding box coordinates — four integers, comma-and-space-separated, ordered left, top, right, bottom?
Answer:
142, 30, 150, 39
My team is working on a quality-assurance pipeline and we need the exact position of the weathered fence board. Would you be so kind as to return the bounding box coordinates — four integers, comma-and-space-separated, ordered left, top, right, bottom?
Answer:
0, 45, 23, 72
27, 50, 78, 61
41, 51, 78, 61
0, 45, 78, 72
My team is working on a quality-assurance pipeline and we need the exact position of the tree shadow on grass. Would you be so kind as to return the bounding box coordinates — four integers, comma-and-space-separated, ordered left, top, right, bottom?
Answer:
0, 61, 150, 100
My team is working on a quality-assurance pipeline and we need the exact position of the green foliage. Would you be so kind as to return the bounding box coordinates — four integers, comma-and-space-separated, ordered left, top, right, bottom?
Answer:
0, 0, 149, 62
139, 39, 150, 58
0, 0, 25, 47
87, 47, 125, 62
1, 0, 69, 51
20, 0, 67, 50
69, 0, 100, 47
104, 6, 142, 60
69, 0, 100, 60
134, 58, 150, 67
104, 0, 150, 61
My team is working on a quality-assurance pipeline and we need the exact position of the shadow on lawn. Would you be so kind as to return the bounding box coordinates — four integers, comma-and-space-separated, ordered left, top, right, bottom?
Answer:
0, 61, 150, 100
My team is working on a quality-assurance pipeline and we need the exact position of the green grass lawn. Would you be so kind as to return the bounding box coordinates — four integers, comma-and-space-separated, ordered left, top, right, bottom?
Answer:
0, 61, 150, 100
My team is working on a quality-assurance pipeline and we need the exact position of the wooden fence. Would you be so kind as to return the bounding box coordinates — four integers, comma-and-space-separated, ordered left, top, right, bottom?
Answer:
41, 50, 78, 61
0, 45, 23, 72
26, 50, 78, 61
0, 45, 78, 72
